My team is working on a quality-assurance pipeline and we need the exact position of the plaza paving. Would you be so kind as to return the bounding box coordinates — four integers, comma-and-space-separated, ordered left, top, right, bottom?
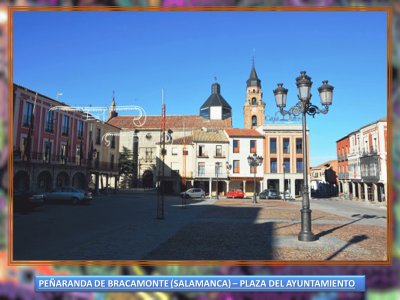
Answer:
13, 191, 387, 261
144, 198, 388, 261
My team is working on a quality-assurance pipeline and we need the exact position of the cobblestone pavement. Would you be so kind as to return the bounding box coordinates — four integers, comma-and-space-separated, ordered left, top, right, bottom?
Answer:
144, 198, 388, 261
13, 193, 387, 261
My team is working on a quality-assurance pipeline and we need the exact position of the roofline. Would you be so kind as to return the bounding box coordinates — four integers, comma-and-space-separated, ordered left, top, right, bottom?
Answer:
15, 83, 123, 129
336, 116, 387, 143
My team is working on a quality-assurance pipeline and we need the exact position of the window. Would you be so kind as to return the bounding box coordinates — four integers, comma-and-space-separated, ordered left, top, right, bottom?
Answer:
145, 148, 153, 162
252, 115, 257, 127
233, 160, 240, 173
283, 158, 290, 173
233, 140, 240, 153
270, 158, 277, 173
198, 145, 206, 157
198, 162, 205, 176
250, 140, 257, 153
270, 138, 277, 154
111, 136, 116, 149
23, 102, 34, 127
251, 97, 257, 105
45, 110, 54, 132
215, 162, 222, 176
283, 138, 290, 154
62, 115, 70, 136
296, 138, 302, 154
61, 144, 68, 164
172, 147, 178, 155
77, 120, 84, 139
216, 145, 222, 157
44, 141, 52, 162
296, 158, 303, 173
96, 128, 101, 145
76, 145, 82, 166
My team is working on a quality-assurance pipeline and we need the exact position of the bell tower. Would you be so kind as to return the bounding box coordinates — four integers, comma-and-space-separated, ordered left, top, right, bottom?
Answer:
244, 62, 265, 129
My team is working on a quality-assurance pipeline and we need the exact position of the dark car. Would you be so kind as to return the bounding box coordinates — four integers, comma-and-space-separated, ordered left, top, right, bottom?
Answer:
13, 192, 44, 213
259, 189, 280, 199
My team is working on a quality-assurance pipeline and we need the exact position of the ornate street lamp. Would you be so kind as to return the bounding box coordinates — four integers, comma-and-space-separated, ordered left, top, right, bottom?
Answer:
247, 153, 264, 204
273, 71, 334, 242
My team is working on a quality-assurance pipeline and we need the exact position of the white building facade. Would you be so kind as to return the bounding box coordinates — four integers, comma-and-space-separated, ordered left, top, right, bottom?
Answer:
257, 123, 309, 199
224, 128, 265, 196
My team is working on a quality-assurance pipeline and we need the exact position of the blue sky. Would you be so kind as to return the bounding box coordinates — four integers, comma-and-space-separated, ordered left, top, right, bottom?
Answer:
13, 11, 387, 166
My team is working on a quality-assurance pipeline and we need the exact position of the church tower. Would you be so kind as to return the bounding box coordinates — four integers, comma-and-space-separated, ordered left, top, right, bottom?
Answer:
244, 63, 265, 129
107, 91, 118, 121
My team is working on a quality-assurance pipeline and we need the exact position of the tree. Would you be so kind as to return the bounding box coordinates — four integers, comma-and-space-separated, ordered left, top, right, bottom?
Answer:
119, 146, 134, 188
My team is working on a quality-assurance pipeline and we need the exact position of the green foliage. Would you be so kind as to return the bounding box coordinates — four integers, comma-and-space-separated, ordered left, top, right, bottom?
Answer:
119, 146, 134, 188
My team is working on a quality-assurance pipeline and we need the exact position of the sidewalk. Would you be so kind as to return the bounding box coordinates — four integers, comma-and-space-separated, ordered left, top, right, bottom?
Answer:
144, 199, 387, 261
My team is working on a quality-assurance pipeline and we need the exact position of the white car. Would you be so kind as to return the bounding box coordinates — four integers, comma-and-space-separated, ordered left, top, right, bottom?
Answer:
180, 188, 206, 199
44, 187, 93, 204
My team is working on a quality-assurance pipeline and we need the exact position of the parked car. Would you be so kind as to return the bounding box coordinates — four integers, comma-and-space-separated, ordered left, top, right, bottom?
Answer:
13, 192, 44, 213
280, 190, 294, 200
259, 189, 280, 199
226, 189, 245, 199
43, 187, 93, 204
180, 188, 205, 199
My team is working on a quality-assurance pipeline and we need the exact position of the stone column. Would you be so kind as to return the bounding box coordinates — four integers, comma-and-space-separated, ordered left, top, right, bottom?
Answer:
243, 180, 246, 194
209, 178, 212, 198
290, 179, 296, 199
226, 180, 230, 193
373, 183, 378, 202
384, 183, 387, 203
364, 183, 369, 201
351, 182, 356, 199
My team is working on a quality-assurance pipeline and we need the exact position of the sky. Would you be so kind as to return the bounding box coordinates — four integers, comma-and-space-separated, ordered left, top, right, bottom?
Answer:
13, 11, 388, 166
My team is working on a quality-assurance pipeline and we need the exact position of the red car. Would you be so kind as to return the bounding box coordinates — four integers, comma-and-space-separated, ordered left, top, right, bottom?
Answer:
226, 189, 245, 199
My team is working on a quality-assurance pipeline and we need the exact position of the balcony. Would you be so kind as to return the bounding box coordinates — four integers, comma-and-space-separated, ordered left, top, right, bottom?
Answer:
14, 151, 89, 167
338, 172, 349, 180
22, 115, 33, 128
140, 156, 156, 164
89, 160, 119, 171
214, 151, 226, 158
361, 147, 378, 157
197, 152, 209, 158
45, 124, 54, 133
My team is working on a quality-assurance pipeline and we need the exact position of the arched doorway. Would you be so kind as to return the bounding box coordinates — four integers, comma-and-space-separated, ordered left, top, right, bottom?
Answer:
72, 172, 86, 190
142, 170, 153, 189
14, 171, 30, 193
56, 172, 70, 187
37, 171, 52, 192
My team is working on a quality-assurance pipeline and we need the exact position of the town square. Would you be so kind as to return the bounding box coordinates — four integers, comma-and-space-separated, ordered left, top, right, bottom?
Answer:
11, 11, 388, 261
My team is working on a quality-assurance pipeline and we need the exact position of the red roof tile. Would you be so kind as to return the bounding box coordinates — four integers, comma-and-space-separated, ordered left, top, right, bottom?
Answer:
108, 115, 232, 130
225, 128, 264, 138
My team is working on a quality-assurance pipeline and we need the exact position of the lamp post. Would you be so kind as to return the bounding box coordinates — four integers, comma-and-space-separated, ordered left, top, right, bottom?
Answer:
226, 162, 232, 195
247, 153, 263, 204
215, 163, 220, 200
283, 163, 286, 201
273, 71, 334, 242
